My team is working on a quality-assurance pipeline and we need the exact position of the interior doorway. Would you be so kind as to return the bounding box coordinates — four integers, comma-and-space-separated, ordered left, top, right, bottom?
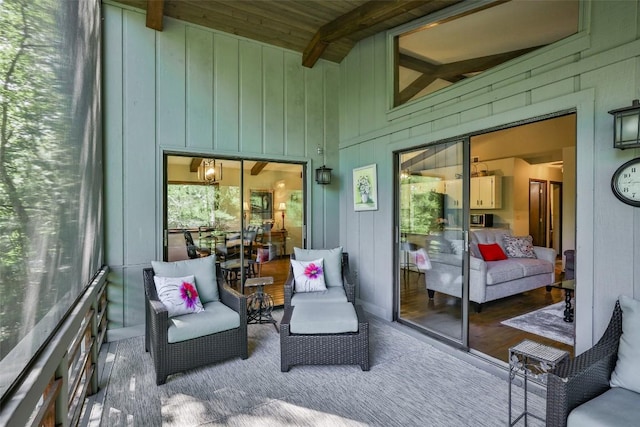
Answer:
550, 181, 563, 256
529, 179, 548, 247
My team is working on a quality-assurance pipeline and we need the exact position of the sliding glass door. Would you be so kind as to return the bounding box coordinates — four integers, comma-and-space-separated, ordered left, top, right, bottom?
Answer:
397, 139, 468, 345
163, 154, 304, 305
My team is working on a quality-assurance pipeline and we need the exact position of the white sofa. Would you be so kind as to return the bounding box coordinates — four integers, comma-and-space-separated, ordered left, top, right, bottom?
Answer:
425, 228, 556, 311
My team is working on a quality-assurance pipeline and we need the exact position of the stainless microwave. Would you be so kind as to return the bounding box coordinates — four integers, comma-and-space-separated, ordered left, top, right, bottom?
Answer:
470, 213, 493, 227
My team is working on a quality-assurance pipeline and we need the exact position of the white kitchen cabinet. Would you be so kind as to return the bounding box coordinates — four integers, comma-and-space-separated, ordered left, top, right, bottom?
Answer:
444, 179, 462, 209
470, 176, 502, 209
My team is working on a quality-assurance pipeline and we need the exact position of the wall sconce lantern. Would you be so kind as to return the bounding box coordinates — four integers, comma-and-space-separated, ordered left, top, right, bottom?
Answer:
609, 99, 640, 149
315, 165, 332, 185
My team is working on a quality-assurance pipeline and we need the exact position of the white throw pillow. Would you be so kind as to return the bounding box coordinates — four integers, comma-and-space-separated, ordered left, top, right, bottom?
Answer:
291, 258, 327, 293
153, 275, 204, 318
610, 295, 640, 393
151, 256, 219, 303
293, 247, 343, 287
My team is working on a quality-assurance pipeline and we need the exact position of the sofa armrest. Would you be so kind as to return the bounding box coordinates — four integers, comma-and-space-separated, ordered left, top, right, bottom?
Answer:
469, 255, 486, 272
533, 246, 557, 264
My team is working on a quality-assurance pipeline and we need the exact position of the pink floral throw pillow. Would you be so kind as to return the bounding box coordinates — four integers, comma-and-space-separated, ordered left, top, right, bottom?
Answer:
291, 258, 327, 293
153, 274, 204, 317
503, 235, 537, 258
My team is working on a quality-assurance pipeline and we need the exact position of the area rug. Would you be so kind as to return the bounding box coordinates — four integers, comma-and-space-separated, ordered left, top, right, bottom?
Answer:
501, 302, 574, 345
97, 310, 546, 426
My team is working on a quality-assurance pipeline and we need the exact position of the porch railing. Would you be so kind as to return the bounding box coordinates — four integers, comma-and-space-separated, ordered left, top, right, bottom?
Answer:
0, 266, 109, 427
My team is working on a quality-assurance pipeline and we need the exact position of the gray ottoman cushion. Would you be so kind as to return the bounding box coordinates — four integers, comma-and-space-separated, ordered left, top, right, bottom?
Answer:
290, 302, 358, 334
290, 286, 347, 305
567, 387, 640, 427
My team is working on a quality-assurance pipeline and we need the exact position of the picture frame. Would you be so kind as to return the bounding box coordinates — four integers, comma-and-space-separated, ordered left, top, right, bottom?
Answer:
250, 189, 273, 221
353, 164, 378, 211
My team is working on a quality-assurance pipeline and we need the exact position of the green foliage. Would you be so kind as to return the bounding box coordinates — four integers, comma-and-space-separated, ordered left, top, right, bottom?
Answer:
167, 184, 241, 230
0, 0, 102, 367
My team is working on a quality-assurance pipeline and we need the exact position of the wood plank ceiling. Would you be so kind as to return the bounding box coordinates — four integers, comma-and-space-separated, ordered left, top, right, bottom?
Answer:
108, 0, 463, 67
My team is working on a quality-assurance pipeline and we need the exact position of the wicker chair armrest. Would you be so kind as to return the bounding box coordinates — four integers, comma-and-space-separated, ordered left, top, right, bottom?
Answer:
219, 283, 247, 318
146, 298, 169, 348
546, 301, 622, 427
343, 274, 356, 303
546, 347, 618, 427
284, 266, 294, 308
342, 253, 356, 303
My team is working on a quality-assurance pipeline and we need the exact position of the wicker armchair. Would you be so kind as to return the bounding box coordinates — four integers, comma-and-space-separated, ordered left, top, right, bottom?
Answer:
546, 300, 623, 427
284, 252, 355, 309
143, 265, 248, 385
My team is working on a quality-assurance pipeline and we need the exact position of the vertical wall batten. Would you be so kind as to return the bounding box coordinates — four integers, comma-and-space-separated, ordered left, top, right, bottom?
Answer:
103, 5, 340, 333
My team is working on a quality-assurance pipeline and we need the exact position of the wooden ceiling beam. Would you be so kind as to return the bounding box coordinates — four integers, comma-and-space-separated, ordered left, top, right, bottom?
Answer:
251, 162, 268, 176
146, 0, 165, 31
398, 46, 544, 103
303, 0, 430, 68
190, 158, 203, 173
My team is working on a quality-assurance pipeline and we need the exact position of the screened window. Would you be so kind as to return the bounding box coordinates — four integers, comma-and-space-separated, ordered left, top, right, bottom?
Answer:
0, 0, 102, 400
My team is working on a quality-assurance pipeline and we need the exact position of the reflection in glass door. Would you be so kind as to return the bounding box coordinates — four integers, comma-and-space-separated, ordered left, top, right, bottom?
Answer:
397, 140, 467, 344
163, 155, 304, 306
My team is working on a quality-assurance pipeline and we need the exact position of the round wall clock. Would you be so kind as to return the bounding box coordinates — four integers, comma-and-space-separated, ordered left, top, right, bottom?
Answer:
611, 157, 640, 207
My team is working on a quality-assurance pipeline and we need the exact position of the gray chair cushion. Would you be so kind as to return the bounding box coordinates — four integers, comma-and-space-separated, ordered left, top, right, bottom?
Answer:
293, 247, 343, 287
167, 301, 240, 343
567, 387, 640, 427
290, 302, 358, 334
290, 286, 347, 305
151, 256, 219, 303
610, 295, 640, 393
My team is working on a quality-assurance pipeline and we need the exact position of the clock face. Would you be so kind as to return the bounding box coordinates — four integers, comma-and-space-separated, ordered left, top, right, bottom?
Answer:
611, 157, 640, 207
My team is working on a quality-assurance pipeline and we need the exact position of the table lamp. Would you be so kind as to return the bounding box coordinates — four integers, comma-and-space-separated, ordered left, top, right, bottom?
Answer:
278, 202, 286, 230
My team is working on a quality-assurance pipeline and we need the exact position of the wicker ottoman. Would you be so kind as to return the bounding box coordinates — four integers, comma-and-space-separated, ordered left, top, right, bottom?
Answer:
280, 303, 369, 372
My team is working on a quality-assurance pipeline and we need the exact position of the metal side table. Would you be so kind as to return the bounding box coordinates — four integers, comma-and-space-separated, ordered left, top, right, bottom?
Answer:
245, 276, 278, 331
508, 339, 569, 426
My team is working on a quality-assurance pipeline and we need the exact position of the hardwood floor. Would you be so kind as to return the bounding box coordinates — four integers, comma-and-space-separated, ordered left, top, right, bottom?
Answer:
399, 270, 574, 363
235, 257, 574, 364
228, 257, 289, 307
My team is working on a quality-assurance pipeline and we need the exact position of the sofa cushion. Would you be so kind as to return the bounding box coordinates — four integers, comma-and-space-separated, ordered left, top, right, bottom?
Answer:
567, 387, 640, 427
290, 302, 358, 334
485, 259, 524, 285
610, 295, 640, 393
167, 301, 239, 344
291, 286, 348, 305
151, 256, 219, 303
471, 228, 512, 252
515, 258, 554, 276
294, 247, 343, 287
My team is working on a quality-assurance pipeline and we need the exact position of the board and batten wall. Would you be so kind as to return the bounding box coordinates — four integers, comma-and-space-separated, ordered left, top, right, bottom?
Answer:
338, 0, 640, 354
103, 3, 340, 335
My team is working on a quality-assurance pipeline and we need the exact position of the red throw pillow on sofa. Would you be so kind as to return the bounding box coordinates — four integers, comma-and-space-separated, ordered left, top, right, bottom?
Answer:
477, 243, 508, 261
